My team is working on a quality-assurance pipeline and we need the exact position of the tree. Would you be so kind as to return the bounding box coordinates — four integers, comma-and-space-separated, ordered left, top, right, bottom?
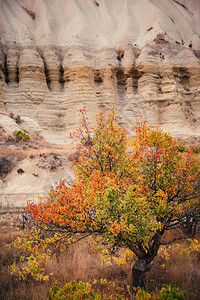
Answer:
26, 110, 200, 287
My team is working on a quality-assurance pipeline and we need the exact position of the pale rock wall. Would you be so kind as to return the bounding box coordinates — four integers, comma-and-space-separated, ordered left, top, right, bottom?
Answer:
0, 154, 74, 220
0, 0, 200, 143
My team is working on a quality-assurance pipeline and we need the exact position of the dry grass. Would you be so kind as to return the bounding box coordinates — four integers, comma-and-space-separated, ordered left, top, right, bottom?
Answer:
0, 131, 75, 156
0, 130, 76, 179
165, 243, 200, 295
1, 229, 200, 299
144, 236, 200, 299
0, 231, 131, 300
0, 145, 76, 159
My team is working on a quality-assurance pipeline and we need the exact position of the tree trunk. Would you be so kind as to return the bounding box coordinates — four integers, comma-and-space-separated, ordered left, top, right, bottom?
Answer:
132, 258, 149, 288
131, 229, 165, 288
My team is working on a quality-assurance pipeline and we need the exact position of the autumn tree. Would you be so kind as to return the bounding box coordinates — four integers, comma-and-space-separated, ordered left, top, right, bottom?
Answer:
22, 110, 200, 287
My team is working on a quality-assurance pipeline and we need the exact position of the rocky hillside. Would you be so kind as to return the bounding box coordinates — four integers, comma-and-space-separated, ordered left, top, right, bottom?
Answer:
0, 0, 200, 144
0, 120, 74, 224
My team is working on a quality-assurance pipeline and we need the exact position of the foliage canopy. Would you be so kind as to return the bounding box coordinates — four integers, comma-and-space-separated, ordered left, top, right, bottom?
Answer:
12, 110, 200, 287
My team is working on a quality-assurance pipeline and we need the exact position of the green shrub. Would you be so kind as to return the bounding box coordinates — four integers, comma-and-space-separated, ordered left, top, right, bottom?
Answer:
13, 130, 30, 140
177, 145, 188, 152
158, 284, 187, 299
48, 281, 187, 300
193, 147, 200, 154
177, 145, 200, 154
135, 284, 188, 299
48, 280, 109, 300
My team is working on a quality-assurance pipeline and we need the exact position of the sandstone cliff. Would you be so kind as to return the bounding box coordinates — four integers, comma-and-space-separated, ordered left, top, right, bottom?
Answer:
0, 0, 200, 143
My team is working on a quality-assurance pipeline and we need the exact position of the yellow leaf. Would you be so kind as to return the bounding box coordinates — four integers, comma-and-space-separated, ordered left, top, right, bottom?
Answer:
161, 263, 165, 269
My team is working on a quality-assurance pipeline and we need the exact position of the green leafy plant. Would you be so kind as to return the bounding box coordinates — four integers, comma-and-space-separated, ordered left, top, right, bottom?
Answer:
48, 281, 187, 300
158, 283, 187, 300
177, 145, 188, 153
13, 130, 30, 140
7, 227, 53, 281
48, 280, 111, 300
193, 147, 200, 154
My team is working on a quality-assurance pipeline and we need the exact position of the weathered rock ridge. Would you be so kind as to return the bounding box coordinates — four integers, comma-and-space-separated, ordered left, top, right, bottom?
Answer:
0, 0, 200, 143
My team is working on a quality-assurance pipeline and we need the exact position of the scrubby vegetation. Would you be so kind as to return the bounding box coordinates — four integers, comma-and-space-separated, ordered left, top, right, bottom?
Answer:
1, 230, 200, 299
13, 130, 30, 140
1, 110, 200, 299
48, 280, 187, 299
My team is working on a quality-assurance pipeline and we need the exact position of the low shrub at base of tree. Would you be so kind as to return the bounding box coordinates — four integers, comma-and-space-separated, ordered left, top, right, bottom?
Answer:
48, 281, 187, 300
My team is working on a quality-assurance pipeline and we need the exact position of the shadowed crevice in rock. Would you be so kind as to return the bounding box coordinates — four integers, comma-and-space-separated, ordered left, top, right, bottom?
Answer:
131, 68, 142, 93
173, 67, 190, 91
59, 64, 65, 92
157, 74, 163, 92
179, 67, 190, 90
15, 54, 20, 84
94, 70, 103, 85
116, 69, 127, 107
37, 46, 65, 93
94, 70, 103, 107
193, 50, 200, 60
3, 53, 9, 84
0, 40, 5, 82
57, 48, 65, 92
37, 47, 51, 91
15, 65, 19, 83
43, 58, 51, 91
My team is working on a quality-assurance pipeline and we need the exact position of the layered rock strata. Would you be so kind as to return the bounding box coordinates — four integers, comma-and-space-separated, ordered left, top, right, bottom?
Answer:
0, 0, 200, 143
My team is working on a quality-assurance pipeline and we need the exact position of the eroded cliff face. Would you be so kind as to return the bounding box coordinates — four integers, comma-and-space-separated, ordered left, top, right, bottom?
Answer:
0, 0, 200, 143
